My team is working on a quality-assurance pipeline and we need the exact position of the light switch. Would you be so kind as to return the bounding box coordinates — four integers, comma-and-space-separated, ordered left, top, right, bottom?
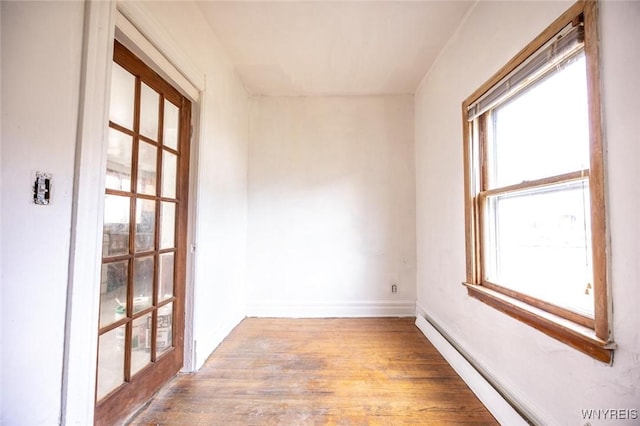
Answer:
33, 172, 51, 205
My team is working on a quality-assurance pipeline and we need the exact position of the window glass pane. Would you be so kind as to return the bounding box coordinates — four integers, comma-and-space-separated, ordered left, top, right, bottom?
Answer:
99, 260, 128, 328
105, 129, 132, 191
103, 195, 130, 257
96, 326, 125, 401
133, 256, 154, 313
490, 53, 589, 188
485, 180, 593, 316
162, 151, 177, 199
163, 99, 179, 151
140, 83, 159, 141
157, 302, 173, 357
109, 63, 135, 130
137, 141, 157, 195
160, 202, 176, 249
135, 199, 156, 252
131, 313, 152, 376
159, 253, 174, 302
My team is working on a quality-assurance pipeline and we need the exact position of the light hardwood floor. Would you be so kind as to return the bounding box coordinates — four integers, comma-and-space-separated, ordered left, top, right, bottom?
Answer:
130, 317, 497, 425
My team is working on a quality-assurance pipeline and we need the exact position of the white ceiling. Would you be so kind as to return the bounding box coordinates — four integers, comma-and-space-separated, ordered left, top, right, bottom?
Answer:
197, 1, 474, 96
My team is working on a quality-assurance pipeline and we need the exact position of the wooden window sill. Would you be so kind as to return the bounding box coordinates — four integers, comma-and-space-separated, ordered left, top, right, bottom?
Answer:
463, 282, 615, 364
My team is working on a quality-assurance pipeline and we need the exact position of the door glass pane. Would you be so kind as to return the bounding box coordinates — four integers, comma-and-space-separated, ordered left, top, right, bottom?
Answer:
109, 63, 135, 130
133, 256, 154, 313
135, 199, 156, 252
485, 180, 593, 316
99, 260, 128, 328
490, 54, 589, 188
157, 302, 173, 357
96, 326, 125, 401
103, 195, 130, 257
158, 253, 174, 302
131, 313, 152, 376
137, 141, 157, 195
163, 99, 179, 150
105, 129, 132, 191
140, 83, 159, 141
160, 202, 175, 249
162, 151, 177, 199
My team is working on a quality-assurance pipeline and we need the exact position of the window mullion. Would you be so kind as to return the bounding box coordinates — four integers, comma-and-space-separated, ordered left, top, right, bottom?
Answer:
480, 169, 590, 198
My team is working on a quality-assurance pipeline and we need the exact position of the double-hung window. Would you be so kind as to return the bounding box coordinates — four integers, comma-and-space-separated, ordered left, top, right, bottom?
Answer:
462, 1, 613, 362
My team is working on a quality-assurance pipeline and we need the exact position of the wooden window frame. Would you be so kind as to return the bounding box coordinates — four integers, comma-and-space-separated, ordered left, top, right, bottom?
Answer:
461, 1, 614, 363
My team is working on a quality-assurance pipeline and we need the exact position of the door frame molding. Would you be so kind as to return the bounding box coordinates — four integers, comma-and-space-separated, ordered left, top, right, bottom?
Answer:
62, 2, 204, 423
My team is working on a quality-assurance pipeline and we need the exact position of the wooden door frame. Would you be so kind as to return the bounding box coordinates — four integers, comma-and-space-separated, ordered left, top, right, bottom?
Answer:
62, 3, 204, 424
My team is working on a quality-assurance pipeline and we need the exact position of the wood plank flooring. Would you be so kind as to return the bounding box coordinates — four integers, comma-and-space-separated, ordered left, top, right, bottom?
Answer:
130, 317, 497, 425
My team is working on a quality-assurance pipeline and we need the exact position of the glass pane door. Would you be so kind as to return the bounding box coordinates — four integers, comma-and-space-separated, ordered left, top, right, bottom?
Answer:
95, 40, 191, 425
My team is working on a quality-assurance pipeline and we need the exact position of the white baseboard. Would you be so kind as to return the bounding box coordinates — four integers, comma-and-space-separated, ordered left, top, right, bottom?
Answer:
414, 311, 529, 426
247, 300, 416, 318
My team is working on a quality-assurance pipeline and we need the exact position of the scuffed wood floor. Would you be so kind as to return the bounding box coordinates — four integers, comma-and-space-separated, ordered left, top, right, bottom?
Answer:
130, 317, 497, 425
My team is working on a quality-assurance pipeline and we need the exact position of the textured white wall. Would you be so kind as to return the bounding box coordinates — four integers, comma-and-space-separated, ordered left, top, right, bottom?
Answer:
247, 96, 416, 316
415, 1, 640, 424
1, 2, 85, 424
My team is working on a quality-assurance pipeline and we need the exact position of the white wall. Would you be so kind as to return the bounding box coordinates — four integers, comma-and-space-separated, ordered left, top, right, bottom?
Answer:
415, 1, 640, 424
247, 96, 416, 317
1, 1, 85, 424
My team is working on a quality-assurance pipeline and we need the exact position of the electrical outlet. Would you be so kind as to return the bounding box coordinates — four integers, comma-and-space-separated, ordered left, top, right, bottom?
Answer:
391, 284, 398, 293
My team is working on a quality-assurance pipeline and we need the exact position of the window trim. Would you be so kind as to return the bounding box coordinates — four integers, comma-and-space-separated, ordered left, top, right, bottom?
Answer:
461, 1, 613, 363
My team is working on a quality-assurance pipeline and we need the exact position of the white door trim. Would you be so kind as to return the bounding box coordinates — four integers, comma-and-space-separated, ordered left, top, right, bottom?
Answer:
61, 1, 117, 424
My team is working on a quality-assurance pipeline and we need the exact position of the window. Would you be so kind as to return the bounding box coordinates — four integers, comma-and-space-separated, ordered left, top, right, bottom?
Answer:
462, 1, 614, 362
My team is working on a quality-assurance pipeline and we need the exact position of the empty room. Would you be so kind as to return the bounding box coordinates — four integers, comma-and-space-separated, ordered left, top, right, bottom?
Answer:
1, 0, 639, 425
